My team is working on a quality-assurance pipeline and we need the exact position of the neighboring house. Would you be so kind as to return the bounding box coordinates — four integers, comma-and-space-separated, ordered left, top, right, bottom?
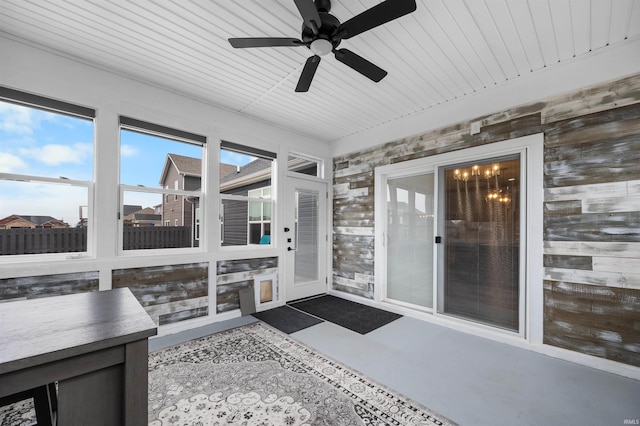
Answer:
220, 157, 273, 246
122, 207, 162, 227
0, 215, 69, 229
159, 154, 201, 229
123, 205, 143, 216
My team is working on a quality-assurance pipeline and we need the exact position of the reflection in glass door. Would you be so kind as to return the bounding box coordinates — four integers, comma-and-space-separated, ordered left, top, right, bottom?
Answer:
295, 189, 319, 284
440, 155, 521, 331
386, 173, 434, 309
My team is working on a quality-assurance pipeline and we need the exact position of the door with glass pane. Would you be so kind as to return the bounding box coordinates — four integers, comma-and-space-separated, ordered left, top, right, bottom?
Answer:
438, 155, 521, 331
284, 178, 327, 301
384, 173, 435, 310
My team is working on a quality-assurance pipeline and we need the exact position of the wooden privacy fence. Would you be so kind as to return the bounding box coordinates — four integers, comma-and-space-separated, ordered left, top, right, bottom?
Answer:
0, 226, 193, 255
122, 226, 192, 250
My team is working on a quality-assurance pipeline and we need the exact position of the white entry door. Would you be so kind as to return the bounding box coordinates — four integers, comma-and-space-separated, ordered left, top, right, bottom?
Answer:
283, 177, 328, 301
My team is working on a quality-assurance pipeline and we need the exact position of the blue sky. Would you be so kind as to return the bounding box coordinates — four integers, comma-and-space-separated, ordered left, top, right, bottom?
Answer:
0, 100, 254, 225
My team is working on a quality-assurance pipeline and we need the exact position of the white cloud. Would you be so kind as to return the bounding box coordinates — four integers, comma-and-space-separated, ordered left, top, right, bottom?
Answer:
120, 144, 138, 157
0, 102, 57, 136
19, 142, 92, 166
220, 150, 255, 166
0, 152, 28, 173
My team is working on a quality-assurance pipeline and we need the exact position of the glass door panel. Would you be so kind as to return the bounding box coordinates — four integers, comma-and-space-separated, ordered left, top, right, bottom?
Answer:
441, 155, 520, 331
386, 173, 434, 309
295, 189, 319, 284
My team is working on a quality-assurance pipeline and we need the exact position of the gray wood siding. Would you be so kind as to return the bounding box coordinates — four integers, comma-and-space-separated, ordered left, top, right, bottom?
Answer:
0, 272, 98, 301
332, 73, 640, 366
221, 199, 248, 246
216, 257, 277, 313
112, 262, 208, 326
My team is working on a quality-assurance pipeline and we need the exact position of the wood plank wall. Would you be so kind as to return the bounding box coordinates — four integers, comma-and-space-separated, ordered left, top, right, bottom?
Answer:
216, 257, 278, 313
112, 262, 208, 326
332, 73, 640, 367
0, 272, 98, 301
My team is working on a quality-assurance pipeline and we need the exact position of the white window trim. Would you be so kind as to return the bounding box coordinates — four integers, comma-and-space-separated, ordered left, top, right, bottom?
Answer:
374, 133, 544, 345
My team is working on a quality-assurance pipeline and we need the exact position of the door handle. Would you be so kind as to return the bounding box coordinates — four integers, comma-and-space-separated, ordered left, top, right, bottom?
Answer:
288, 247, 294, 251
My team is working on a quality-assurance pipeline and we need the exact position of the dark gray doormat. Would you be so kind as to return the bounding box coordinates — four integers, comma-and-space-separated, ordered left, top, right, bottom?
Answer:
289, 295, 402, 334
252, 305, 324, 334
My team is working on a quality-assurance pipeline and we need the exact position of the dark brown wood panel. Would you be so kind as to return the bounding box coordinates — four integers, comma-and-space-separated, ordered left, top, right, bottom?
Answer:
112, 262, 208, 325
544, 280, 640, 367
217, 280, 252, 313
159, 307, 209, 325
472, 113, 543, 145
544, 135, 640, 188
0, 272, 98, 301
544, 200, 582, 216
544, 212, 640, 242
543, 255, 592, 270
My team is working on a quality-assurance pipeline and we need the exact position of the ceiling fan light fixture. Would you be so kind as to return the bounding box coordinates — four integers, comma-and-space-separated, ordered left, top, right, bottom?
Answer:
310, 39, 333, 56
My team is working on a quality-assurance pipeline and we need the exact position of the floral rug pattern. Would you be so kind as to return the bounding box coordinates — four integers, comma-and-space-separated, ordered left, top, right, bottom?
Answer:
148, 322, 455, 425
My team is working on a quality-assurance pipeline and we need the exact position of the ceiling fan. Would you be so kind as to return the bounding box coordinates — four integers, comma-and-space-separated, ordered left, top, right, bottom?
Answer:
228, 0, 417, 92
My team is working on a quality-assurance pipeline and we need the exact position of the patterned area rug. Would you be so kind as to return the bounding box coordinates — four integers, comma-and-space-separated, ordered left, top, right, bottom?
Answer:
0, 399, 34, 426
148, 322, 455, 425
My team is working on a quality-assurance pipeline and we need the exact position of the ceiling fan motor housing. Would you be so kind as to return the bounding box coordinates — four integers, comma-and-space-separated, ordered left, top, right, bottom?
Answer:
301, 10, 342, 51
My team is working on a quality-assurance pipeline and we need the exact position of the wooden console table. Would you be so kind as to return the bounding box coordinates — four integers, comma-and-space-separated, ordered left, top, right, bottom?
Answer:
0, 288, 157, 425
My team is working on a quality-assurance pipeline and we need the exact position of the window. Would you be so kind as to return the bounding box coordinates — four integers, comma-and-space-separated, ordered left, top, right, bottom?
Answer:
0, 87, 95, 257
119, 116, 204, 252
220, 141, 275, 246
248, 187, 271, 244
287, 153, 322, 177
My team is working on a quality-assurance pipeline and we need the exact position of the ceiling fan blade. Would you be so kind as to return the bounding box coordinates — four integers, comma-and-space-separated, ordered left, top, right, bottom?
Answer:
296, 55, 321, 92
294, 0, 322, 34
228, 37, 304, 48
337, 0, 417, 39
334, 48, 387, 82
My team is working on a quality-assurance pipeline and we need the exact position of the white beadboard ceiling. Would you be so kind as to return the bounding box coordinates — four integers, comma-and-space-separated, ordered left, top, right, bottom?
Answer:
2, 0, 640, 143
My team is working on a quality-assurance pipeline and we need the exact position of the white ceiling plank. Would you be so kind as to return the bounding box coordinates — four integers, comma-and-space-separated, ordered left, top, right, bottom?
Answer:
590, 0, 613, 49
628, 1, 640, 36
608, 0, 635, 41
527, 0, 560, 66
547, 0, 575, 60
484, 0, 532, 76
569, 0, 592, 55
441, 0, 506, 86
505, 0, 545, 70
463, 0, 519, 81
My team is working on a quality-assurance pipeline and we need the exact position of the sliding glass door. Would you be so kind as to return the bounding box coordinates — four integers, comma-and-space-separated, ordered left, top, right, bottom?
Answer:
375, 135, 541, 337
386, 173, 434, 309
439, 156, 521, 331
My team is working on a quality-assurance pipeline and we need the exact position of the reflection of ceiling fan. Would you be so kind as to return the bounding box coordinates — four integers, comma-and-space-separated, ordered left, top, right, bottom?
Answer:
228, 0, 417, 92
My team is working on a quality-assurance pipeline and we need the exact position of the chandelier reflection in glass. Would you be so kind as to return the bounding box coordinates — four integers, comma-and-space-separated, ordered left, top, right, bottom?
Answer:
453, 163, 511, 204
